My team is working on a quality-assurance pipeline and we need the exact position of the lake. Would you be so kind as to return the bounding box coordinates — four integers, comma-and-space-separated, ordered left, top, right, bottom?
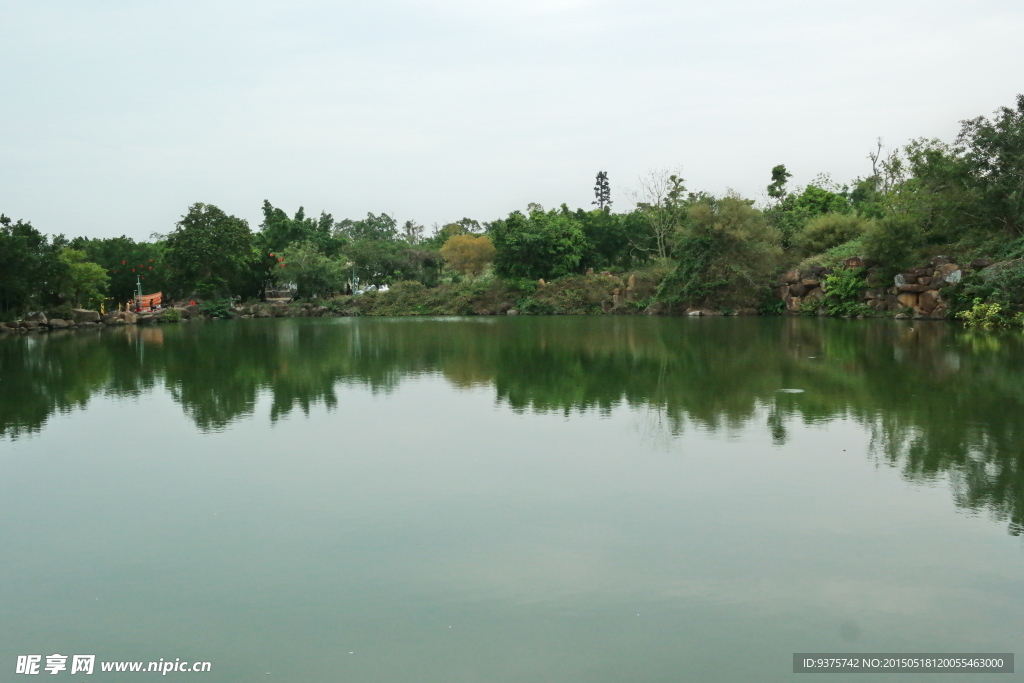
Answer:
1, 316, 1022, 681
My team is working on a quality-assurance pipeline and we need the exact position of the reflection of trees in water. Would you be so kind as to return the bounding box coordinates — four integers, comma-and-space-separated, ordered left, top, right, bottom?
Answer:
2, 317, 1024, 534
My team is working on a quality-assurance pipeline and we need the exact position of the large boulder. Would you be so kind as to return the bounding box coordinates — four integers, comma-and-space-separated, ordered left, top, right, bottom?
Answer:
779, 269, 801, 285
102, 313, 121, 325
898, 283, 930, 293
72, 309, 101, 323
897, 292, 919, 309
917, 290, 942, 314
48, 319, 70, 329
21, 320, 41, 330
804, 287, 826, 302
26, 311, 48, 324
789, 282, 809, 297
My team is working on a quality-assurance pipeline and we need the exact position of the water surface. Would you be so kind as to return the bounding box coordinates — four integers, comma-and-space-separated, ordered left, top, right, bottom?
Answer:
2, 317, 1022, 681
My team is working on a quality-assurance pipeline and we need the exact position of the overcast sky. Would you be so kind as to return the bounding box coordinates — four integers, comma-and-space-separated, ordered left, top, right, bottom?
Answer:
2, 0, 1022, 240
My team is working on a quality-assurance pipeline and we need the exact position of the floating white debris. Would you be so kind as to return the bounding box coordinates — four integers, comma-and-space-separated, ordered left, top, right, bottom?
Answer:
777, 388, 805, 393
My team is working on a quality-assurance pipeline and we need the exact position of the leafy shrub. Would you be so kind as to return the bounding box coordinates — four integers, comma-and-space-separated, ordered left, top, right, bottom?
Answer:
947, 259, 1024, 315
532, 274, 615, 314
797, 236, 867, 270
821, 267, 869, 316
199, 299, 234, 319
160, 308, 182, 322
796, 214, 875, 256
656, 195, 782, 309
862, 215, 922, 279
957, 298, 1024, 329
517, 298, 556, 315
47, 303, 74, 320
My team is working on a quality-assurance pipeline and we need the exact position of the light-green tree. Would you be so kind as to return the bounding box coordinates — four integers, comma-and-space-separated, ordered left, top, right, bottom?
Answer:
277, 242, 350, 299
58, 248, 109, 309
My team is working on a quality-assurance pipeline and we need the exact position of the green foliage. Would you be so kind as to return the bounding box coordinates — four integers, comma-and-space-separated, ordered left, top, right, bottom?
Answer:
948, 259, 1024, 315
765, 182, 851, 248
199, 299, 234, 319
656, 195, 782, 309
575, 208, 637, 270
346, 239, 441, 287
862, 215, 921, 279
48, 303, 74, 321
516, 298, 557, 315
165, 203, 253, 299
957, 298, 1024, 329
796, 213, 875, 256
336, 213, 399, 242
957, 94, 1024, 237
259, 200, 342, 257
767, 164, 792, 201
797, 236, 867, 271
69, 235, 166, 304
57, 248, 109, 309
490, 206, 586, 280
821, 267, 868, 316
277, 241, 349, 299
632, 172, 691, 260
0, 214, 66, 318
160, 307, 182, 322
532, 275, 615, 314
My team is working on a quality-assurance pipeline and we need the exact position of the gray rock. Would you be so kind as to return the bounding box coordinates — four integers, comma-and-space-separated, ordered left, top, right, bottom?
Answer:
506, 309, 519, 316
26, 311, 48, 324
72, 309, 101, 323
48, 319, 70, 329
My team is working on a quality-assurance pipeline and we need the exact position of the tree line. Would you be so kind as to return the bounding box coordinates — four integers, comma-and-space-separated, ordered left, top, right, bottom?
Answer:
3, 94, 1022, 318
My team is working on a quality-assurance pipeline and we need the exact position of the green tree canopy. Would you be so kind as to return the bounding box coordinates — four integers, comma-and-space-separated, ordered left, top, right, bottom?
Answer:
0, 215, 66, 318
277, 241, 349, 299
489, 206, 586, 280
658, 194, 782, 309
260, 200, 342, 256
57, 248, 109, 309
164, 203, 254, 299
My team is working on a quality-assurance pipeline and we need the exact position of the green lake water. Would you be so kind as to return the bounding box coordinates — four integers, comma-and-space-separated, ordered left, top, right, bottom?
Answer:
1, 316, 1022, 681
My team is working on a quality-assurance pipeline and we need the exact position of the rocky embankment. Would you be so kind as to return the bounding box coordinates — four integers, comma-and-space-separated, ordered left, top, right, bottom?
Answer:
0, 303, 339, 334
777, 256, 992, 319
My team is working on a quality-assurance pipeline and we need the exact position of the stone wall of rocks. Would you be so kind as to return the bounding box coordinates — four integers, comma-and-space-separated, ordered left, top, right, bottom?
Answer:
0, 302, 347, 335
776, 256, 992, 319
